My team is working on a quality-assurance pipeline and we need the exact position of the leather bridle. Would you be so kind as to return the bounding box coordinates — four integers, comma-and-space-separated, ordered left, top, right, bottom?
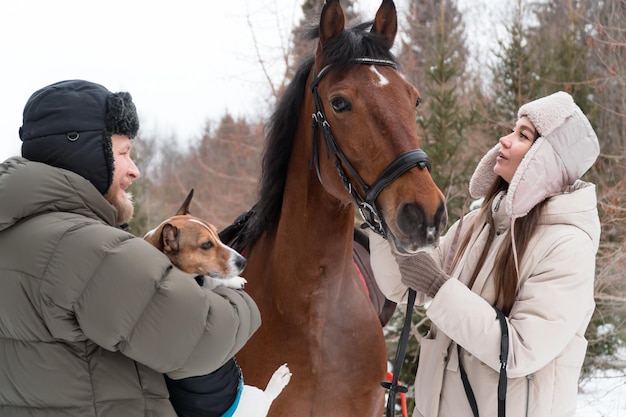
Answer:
309, 57, 431, 238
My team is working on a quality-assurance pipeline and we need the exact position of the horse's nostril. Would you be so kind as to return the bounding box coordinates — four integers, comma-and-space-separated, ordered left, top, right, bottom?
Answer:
397, 203, 424, 236
438, 204, 448, 231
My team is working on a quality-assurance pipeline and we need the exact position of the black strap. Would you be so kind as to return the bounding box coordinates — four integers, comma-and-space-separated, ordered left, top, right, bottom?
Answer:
381, 288, 416, 417
458, 306, 509, 417
494, 306, 509, 417
458, 343, 480, 417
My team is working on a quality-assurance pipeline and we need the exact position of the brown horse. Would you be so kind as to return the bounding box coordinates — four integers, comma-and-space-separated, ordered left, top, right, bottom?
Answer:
231, 0, 447, 416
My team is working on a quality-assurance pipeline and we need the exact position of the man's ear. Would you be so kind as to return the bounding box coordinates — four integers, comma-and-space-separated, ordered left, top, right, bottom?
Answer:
162, 224, 179, 254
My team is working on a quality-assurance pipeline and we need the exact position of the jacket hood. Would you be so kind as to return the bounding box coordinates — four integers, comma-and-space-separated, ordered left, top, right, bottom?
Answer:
0, 157, 117, 231
469, 91, 600, 219
540, 180, 601, 250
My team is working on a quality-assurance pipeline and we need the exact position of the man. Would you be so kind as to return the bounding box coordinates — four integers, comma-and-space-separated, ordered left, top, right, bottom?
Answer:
0, 80, 261, 416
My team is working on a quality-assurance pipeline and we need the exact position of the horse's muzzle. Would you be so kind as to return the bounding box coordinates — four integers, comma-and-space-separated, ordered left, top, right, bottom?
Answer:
390, 201, 447, 253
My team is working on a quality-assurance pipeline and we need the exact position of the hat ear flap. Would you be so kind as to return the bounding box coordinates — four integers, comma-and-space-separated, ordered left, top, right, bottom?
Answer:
506, 137, 566, 218
102, 132, 114, 193
469, 143, 500, 199
106, 92, 139, 138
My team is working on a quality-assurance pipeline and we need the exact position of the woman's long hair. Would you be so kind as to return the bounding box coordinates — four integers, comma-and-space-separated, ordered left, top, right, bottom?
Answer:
451, 177, 547, 315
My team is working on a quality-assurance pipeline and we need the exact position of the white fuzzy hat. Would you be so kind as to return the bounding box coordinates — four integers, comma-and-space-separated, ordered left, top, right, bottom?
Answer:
469, 91, 599, 218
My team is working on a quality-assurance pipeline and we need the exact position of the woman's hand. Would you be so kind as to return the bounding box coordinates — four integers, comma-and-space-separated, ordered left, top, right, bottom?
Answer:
394, 252, 449, 298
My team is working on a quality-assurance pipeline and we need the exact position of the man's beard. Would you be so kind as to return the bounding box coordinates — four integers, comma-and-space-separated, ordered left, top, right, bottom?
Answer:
105, 190, 135, 225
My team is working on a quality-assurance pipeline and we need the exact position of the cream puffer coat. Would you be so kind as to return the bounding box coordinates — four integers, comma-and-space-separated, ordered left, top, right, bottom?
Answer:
371, 182, 599, 417
370, 92, 601, 417
0, 157, 261, 417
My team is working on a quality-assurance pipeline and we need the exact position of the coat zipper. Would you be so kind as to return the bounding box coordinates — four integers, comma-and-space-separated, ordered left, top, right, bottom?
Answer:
525, 373, 534, 417
494, 193, 504, 212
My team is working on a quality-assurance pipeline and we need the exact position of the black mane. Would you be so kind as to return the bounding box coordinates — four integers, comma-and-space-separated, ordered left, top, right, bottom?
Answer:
238, 22, 397, 250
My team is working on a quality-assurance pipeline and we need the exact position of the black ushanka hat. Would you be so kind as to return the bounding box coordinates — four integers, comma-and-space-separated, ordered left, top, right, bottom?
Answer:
19, 79, 139, 194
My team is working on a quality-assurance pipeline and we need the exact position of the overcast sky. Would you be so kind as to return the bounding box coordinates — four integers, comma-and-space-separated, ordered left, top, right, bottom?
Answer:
0, 0, 309, 161
0, 0, 505, 163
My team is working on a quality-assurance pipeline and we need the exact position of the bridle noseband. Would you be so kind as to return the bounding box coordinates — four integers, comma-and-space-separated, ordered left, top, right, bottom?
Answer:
309, 57, 432, 238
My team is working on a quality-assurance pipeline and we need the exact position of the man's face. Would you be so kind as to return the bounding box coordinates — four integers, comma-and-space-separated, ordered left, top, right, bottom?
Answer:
104, 134, 140, 225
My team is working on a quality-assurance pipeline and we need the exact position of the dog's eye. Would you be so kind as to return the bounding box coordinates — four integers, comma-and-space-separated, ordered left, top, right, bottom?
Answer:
201, 242, 214, 250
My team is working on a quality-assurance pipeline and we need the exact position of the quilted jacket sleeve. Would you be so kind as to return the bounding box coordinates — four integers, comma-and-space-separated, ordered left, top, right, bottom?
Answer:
41, 222, 261, 380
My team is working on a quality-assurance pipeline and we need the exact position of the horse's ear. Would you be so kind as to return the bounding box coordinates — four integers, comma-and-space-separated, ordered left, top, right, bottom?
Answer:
371, 0, 397, 50
176, 188, 195, 216
319, 0, 345, 46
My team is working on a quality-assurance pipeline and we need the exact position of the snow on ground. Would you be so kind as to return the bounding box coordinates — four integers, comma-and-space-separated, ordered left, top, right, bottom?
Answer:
575, 346, 626, 416
575, 367, 626, 417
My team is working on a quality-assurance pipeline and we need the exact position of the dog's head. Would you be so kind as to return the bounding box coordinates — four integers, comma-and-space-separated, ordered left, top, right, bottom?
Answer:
144, 189, 246, 279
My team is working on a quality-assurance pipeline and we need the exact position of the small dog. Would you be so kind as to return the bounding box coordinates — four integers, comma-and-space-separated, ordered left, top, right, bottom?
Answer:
144, 189, 291, 416
144, 189, 247, 290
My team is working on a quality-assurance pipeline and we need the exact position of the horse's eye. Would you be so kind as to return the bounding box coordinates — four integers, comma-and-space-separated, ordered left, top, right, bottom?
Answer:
416, 97, 422, 108
331, 97, 351, 113
201, 241, 214, 250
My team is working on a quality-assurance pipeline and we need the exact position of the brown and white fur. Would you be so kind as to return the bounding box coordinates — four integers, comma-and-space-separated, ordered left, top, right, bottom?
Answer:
144, 189, 291, 416
144, 190, 247, 290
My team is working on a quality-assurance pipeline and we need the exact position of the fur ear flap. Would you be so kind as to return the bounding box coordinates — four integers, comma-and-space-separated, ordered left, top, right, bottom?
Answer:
162, 224, 180, 253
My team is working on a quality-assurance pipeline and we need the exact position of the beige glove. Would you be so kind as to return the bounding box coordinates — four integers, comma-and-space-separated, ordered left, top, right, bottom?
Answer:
394, 252, 449, 298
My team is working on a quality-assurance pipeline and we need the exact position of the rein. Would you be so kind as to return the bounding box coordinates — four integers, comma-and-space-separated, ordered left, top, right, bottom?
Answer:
309, 58, 431, 238
380, 288, 416, 417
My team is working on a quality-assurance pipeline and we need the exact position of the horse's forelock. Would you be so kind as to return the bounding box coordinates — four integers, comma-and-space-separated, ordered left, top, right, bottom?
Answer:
322, 21, 396, 67
302, 20, 396, 66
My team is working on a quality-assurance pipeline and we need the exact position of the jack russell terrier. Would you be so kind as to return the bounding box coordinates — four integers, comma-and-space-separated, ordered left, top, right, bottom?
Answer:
144, 189, 291, 416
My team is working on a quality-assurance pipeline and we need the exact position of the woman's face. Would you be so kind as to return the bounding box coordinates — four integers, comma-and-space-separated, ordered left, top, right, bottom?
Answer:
493, 116, 537, 183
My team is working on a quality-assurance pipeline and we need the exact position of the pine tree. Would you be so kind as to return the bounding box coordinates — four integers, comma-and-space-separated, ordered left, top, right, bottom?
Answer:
416, 2, 478, 223
484, 0, 540, 139
526, 0, 593, 107
398, 0, 478, 223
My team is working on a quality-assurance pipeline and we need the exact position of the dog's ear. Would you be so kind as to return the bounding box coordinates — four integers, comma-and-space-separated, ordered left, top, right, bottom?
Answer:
162, 223, 180, 254
176, 189, 194, 216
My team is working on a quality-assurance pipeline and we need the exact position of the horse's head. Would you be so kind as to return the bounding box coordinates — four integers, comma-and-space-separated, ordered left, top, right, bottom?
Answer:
310, 0, 447, 253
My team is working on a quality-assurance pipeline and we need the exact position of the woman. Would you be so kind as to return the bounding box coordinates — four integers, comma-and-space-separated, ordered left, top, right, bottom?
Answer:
370, 91, 600, 417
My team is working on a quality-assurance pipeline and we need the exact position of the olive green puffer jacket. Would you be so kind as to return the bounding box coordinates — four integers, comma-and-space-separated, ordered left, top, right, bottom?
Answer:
0, 157, 261, 417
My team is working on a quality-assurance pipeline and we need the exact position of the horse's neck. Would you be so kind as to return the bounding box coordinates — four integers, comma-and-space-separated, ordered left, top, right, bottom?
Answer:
273, 131, 356, 277
278, 177, 354, 265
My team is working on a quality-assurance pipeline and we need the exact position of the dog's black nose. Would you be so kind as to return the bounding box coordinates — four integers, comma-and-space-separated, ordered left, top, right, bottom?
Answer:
236, 256, 247, 271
